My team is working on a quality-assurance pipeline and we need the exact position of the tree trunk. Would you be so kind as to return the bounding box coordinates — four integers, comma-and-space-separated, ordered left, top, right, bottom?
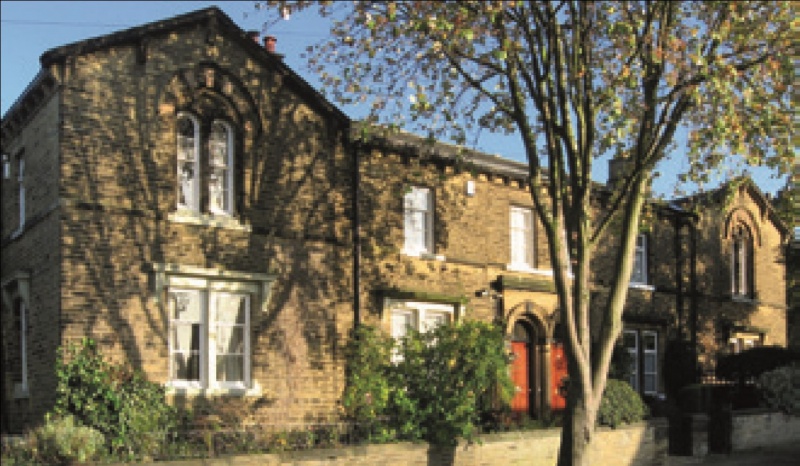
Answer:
557, 386, 593, 466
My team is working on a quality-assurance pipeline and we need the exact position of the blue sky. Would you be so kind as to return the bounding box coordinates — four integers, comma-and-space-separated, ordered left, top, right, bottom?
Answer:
1, 1, 789, 197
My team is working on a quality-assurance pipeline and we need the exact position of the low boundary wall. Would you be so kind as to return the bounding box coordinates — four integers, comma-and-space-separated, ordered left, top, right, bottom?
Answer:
127, 420, 669, 466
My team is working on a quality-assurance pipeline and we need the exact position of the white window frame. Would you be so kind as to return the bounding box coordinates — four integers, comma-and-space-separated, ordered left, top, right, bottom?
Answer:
728, 332, 761, 354
642, 330, 658, 396
18, 300, 28, 395
509, 206, 535, 271
623, 330, 639, 392
387, 299, 457, 361
2, 272, 30, 398
624, 329, 659, 396
207, 120, 235, 216
166, 275, 258, 394
177, 112, 201, 212
403, 186, 434, 256
16, 155, 25, 233
731, 228, 750, 298
631, 234, 648, 285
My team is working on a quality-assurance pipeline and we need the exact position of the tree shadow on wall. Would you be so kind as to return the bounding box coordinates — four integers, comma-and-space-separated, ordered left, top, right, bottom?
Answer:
58, 41, 356, 425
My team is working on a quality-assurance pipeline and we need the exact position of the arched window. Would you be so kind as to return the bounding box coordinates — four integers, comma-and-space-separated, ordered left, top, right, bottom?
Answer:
731, 224, 753, 298
208, 120, 234, 215
175, 114, 235, 215
177, 113, 200, 211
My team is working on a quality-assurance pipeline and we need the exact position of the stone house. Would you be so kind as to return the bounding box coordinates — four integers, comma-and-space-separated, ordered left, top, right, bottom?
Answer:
1, 7, 791, 434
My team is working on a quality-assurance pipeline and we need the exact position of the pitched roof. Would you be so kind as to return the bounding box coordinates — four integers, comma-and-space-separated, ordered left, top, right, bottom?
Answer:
5, 6, 348, 128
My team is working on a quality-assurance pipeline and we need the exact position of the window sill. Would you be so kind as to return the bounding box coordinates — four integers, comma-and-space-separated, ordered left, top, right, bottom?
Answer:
629, 283, 655, 291
9, 226, 24, 240
505, 264, 556, 277
166, 381, 263, 398
169, 210, 251, 232
731, 294, 757, 304
13, 383, 29, 399
404, 251, 446, 261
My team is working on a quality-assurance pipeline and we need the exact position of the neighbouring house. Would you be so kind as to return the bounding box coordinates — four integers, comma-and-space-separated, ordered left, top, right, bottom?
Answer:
1, 7, 791, 434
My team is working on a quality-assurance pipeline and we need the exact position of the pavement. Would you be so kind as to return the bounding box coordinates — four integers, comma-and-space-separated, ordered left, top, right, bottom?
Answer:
668, 442, 800, 465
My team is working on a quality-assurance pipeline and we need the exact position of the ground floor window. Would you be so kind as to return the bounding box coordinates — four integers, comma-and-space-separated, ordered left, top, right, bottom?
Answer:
623, 329, 658, 395
1, 271, 30, 398
387, 300, 458, 362
153, 264, 274, 394
169, 287, 251, 389
728, 331, 762, 354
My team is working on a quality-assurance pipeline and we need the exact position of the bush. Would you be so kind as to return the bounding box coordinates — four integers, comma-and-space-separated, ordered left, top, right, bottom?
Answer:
342, 322, 514, 445
31, 414, 105, 465
716, 346, 800, 385
341, 325, 396, 441
608, 342, 635, 382
392, 321, 514, 444
598, 379, 648, 428
53, 338, 180, 457
758, 365, 800, 415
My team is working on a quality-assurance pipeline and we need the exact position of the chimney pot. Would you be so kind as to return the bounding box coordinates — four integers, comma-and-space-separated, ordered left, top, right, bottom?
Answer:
264, 35, 277, 53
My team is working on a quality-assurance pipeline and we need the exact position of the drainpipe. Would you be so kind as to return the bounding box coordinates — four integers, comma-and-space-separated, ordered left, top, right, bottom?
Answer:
674, 217, 684, 339
351, 138, 361, 330
689, 219, 699, 383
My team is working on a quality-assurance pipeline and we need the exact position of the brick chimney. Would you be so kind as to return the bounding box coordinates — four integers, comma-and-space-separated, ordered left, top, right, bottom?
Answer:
263, 35, 277, 53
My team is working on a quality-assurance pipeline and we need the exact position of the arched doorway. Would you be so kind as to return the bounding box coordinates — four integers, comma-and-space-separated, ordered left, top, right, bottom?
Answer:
510, 320, 539, 418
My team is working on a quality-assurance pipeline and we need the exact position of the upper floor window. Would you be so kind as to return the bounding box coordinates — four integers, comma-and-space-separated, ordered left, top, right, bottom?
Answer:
17, 153, 25, 232
403, 186, 433, 256
731, 225, 753, 298
208, 121, 234, 214
177, 113, 200, 211
509, 206, 535, 270
631, 234, 648, 285
176, 113, 235, 216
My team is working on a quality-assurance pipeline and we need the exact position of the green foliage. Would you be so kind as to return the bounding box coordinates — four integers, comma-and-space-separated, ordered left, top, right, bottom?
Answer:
341, 322, 513, 445
716, 346, 800, 385
598, 379, 648, 428
53, 338, 180, 456
758, 365, 800, 415
393, 321, 514, 444
30, 414, 105, 465
341, 325, 395, 439
608, 342, 634, 382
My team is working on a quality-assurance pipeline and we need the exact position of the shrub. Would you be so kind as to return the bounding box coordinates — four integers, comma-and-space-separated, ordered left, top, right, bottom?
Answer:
31, 414, 105, 465
758, 364, 800, 415
341, 321, 513, 445
393, 321, 514, 444
598, 379, 648, 428
608, 342, 635, 382
53, 338, 180, 457
341, 325, 396, 441
716, 346, 800, 385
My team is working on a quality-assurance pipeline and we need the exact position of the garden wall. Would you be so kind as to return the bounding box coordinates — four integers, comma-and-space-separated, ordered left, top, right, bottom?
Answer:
731, 410, 800, 452
124, 419, 669, 466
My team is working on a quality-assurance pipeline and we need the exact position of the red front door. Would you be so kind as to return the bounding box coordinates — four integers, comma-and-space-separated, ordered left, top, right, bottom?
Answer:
511, 341, 530, 413
550, 342, 568, 411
